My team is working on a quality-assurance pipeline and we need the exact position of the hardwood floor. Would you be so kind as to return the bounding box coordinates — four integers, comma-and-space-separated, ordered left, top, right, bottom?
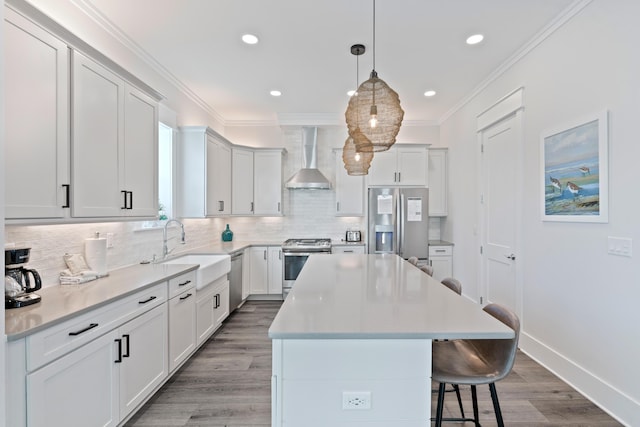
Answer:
125, 301, 621, 426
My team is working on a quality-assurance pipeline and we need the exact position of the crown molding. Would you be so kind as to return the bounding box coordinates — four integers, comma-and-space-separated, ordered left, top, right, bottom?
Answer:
439, 0, 593, 124
70, 0, 226, 126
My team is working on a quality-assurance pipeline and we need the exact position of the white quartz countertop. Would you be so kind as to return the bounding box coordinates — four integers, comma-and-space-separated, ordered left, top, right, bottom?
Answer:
5, 263, 198, 340
268, 254, 514, 340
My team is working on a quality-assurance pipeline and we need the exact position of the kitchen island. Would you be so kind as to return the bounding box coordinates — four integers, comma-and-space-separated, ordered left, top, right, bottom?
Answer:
268, 254, 514, 426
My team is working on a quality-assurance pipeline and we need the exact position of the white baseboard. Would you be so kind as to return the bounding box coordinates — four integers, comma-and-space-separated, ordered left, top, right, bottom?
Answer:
519, 332, 638, 426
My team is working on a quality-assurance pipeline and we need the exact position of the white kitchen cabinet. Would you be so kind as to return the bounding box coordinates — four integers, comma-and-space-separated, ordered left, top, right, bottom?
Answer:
367, 144, 429, 187
123, 84, 159, 217
334, 149, 365, 216
232, 148, 255, 215
118, 304, 168, 420
196, 275, 229, 346
27, 329, 120, 427
71, 51, 158, 218
178, 126, 232, 217
254, 150, 284, 215
429, 245, 453, 282
248, 246, 283, 296
428, 148, 448, 216
168, 276, 196, 372
332, 244, 366, 254
4, 8, 70, 220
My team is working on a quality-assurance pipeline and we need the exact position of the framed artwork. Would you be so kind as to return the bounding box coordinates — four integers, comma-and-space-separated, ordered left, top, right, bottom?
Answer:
541, 111, 608, 222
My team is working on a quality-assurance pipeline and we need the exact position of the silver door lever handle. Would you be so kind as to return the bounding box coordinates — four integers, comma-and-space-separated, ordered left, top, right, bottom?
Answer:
505, 254, 516, 260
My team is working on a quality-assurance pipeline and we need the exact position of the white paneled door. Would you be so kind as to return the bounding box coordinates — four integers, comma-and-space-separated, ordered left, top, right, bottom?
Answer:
480, 112, 521, 313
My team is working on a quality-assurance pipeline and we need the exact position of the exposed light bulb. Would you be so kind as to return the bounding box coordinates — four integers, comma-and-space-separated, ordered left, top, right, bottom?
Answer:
354, 152, 361, 162
369, 104, 378, 128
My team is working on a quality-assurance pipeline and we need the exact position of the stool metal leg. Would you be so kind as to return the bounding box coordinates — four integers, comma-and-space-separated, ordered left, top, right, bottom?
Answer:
470, 385, 481, 427
435, 382, 446, 427
452, 384, 465, 418
489, 382, 505, 427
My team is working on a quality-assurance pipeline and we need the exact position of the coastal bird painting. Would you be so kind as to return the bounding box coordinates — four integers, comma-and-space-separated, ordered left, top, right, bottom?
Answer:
579, 166, 590, 175
565, 181, 582, 196
550, 176, 562, 192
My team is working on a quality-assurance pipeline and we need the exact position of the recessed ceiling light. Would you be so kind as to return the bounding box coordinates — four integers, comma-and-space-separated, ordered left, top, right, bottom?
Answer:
270, 90, 282, 97
424, 90, 436, 97
242, 34, 259, 45
466, 34, 484, 45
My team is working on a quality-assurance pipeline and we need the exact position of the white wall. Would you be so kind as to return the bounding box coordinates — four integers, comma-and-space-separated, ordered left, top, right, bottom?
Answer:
441, 1, 640, 424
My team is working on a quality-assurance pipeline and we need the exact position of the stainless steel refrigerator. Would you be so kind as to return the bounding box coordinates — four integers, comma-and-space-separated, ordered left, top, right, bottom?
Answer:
368, 187, 429, 259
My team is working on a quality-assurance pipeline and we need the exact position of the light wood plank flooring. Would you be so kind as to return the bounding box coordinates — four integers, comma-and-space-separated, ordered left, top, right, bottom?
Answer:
125, 301, 621, 426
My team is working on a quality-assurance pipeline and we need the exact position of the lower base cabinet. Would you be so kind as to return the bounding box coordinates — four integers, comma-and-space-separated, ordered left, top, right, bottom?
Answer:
26, 304, 169, 427
429, 245, 453, 282
168, 285, 196, 372
196, 276, 230, 346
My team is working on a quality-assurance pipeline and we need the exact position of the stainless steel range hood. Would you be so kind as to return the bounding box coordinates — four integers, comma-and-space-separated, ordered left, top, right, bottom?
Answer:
285, 127, 331, 189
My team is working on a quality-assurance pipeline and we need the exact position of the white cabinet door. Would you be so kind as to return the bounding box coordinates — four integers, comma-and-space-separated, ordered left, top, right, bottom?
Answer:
71, 51, 125, 217
334, 151, 365, 216
27, 329, 119, 427
254, 150, 283, 215
196, 285, 216, 346
213, 279, 230, 326
249, 246, 269, 294
367, 145, 429, 187
397, 146, 428, 186
123, 84, 158, 217
428, 148, 448, 216
367, 150, 397, 186
206, 138, 232, 215
4, 10, 70, 219
118, 304, 168, 419
268, 247, 283, 295
232, 148, 255, 215
168, 289, 196, 372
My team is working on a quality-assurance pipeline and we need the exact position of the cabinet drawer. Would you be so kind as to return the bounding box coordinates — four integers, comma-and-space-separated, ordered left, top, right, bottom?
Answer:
429, 246, 452, 256
168, 271, 196, 299
332, 245, 366, 254
26, 282, 167, 371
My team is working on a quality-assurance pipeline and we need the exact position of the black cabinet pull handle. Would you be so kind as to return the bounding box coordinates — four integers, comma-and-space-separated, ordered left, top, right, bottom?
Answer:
122, 334, 130, 358
178, 280, 191, 287
121, 191, 128, 209
139, 295, 157, 304
179, 293, 193, 301
62, 184, 70, 208
68, 323, 98, 336
128, 191, 133, 210
213, 294, 219, 309
114, 338, 122, 363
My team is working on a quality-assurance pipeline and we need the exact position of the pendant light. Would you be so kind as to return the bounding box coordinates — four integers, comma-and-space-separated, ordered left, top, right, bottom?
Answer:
343, 44, 374, 175
345, 0, 404, 152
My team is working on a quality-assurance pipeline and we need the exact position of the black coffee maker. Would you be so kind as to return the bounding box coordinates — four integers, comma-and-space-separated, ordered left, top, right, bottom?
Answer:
5, 248, 42, 309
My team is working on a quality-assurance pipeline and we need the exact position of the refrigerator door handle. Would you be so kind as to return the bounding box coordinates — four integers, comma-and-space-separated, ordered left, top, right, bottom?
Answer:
398, 192, 404, 257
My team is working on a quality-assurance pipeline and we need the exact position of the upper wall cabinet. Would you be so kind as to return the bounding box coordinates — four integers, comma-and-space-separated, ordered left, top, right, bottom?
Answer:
333, 149, 365, 216
231, 148, 255, 215
254, 150, 284, 215
4, 4, 162, 222
178, 126, 232, 217
4, 8, 70, 219
71, 52, 158, 218
367, 144, 429, 187
428, 148, 448, 216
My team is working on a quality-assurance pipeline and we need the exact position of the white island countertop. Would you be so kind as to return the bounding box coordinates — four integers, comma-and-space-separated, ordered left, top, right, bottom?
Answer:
268, 254, 513, 340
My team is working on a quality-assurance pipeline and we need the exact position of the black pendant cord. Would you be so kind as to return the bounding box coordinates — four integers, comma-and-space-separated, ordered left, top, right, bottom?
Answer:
372, 0, 376, 73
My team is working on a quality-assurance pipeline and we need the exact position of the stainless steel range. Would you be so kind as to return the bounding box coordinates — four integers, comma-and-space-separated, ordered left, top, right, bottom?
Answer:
282, 238, 332, 298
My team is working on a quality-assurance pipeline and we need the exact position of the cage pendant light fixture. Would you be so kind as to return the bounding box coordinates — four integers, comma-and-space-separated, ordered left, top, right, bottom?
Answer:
343, 44, 374, 175
345, 0, 404, 153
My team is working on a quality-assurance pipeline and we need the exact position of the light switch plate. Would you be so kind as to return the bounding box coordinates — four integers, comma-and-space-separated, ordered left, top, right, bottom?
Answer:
608, 237, 632, 257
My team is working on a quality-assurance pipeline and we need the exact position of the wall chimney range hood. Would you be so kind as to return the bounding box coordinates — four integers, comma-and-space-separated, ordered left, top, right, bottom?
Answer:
285, 127, 331, 189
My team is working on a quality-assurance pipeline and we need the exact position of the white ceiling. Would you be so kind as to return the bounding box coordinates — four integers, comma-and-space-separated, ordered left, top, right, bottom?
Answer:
80, 0, 576, 125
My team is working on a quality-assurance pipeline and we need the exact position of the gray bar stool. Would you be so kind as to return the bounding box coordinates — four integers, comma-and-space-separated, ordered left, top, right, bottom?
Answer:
407, 256, 419, 266
419, 264, 433, 276
432, 303, 520, 427
440, 277, 462, 295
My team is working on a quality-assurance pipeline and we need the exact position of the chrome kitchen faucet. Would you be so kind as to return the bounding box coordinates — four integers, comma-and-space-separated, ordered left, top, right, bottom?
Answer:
162, 219, 186, 259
